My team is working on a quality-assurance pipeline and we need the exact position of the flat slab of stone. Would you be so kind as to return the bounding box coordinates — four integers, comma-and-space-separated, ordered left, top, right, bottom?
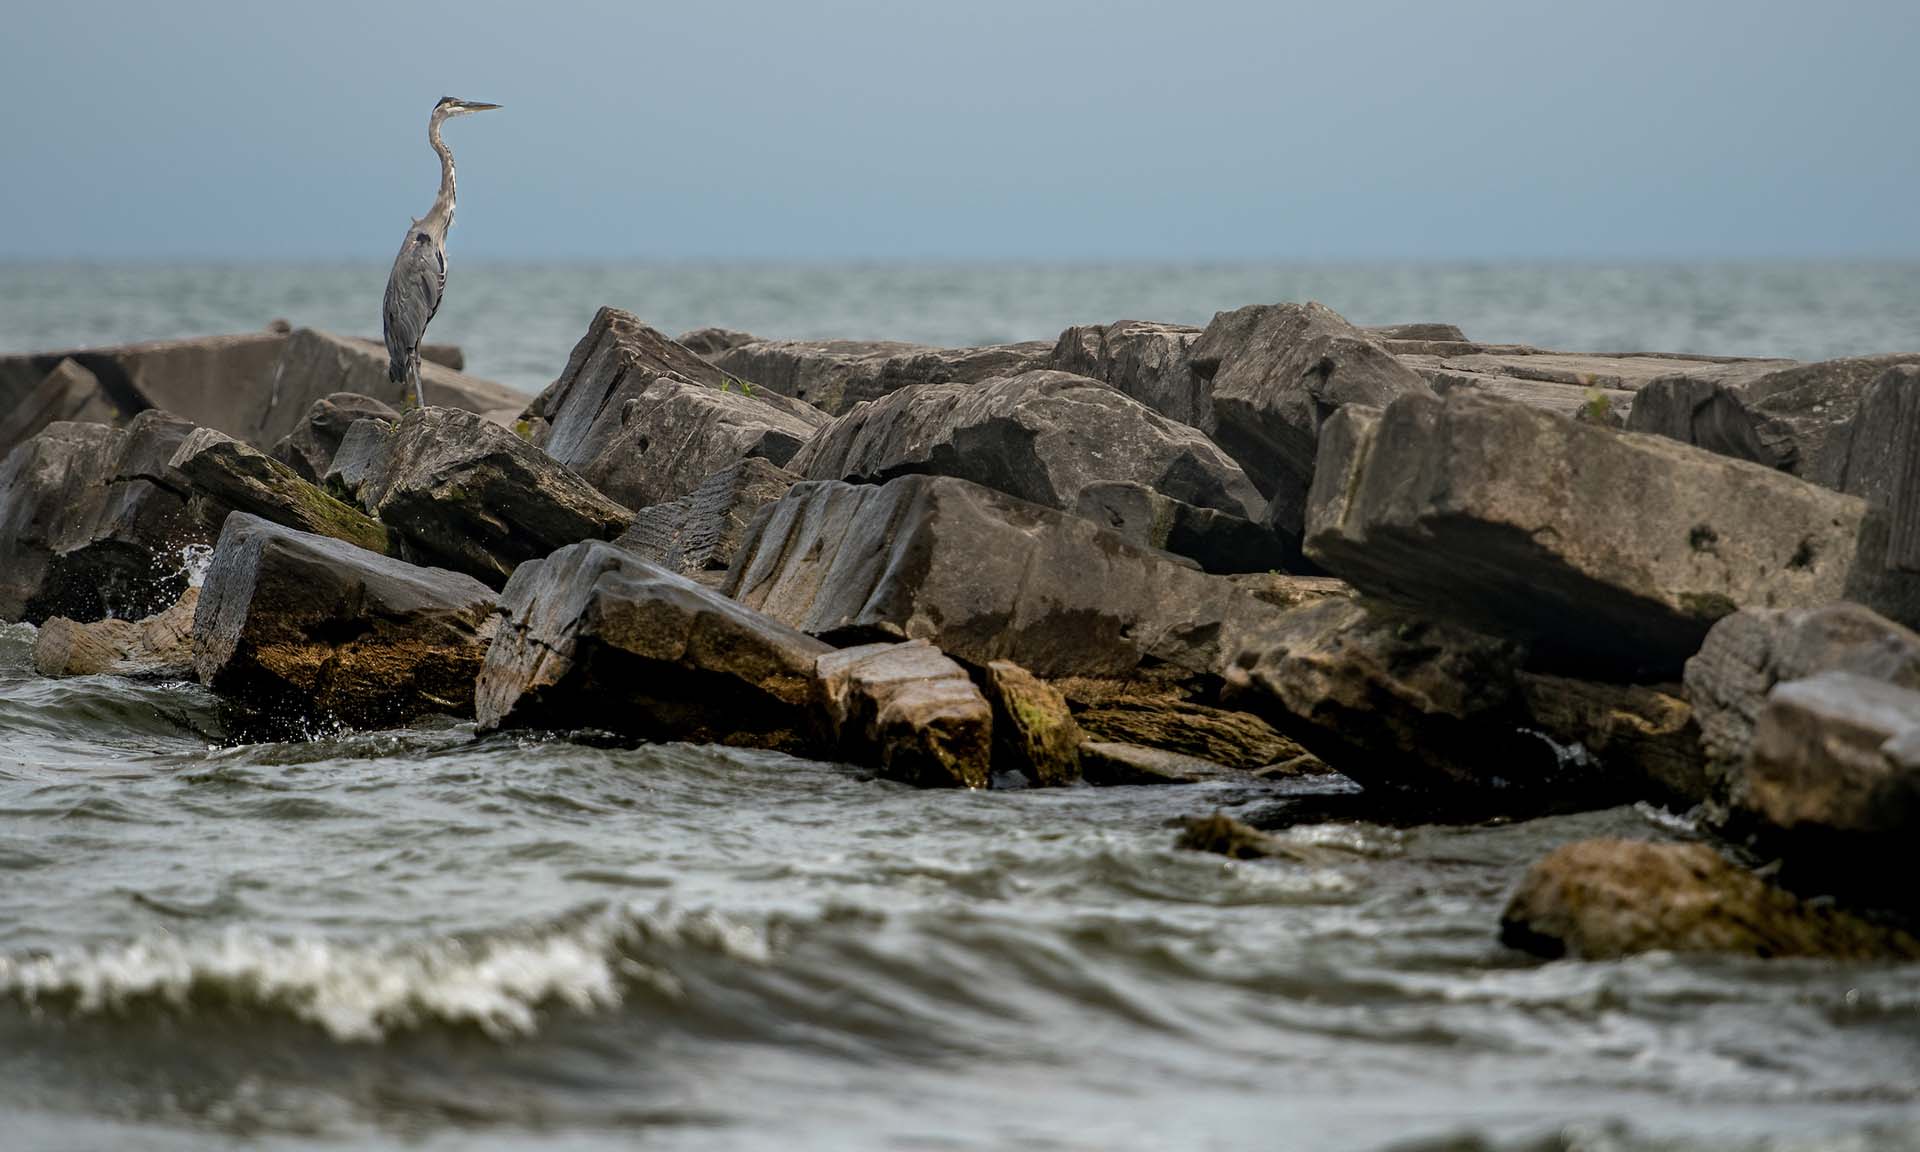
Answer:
1407, 348, 1790, 423
191, 514, 498, 731
1077, 741, 1241, 785
814, 640, 993, 788
169, 427, 390, 555
710, 338, 1052, 416
1306, 391, 1920, 678
355, 408, 632, 588
724, 475, 1282, 682
258, 329, 525, 447
475, 540, 831, 749
787, 369, 1264, 520
1500, 838, 1920, 960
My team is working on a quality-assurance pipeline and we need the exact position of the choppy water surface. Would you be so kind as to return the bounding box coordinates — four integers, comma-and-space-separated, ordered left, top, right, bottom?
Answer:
4, 262, 1920, 394
3, 624, 1919, 1151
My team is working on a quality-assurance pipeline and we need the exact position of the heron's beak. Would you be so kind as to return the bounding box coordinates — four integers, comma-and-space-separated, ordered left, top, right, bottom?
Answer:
461, 102, 502, 112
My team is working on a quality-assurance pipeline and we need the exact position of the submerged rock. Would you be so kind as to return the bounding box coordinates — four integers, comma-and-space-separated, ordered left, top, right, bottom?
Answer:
978, 660, 1082, 786
475, 540, 830, 750
33, 587, 199, 679
191, 514, 498, 731
1175, 812, 1287, 859
169, 427, 389, 555
1223, 598, 1568, 797
354, 408, 632, 588
813, 640, 993, 789
269, 393, 399, 483
0, 411, 208, 624
724, 475, 1281, 682
1500, 839, 1920, 960
1188, 302, 1432, 542
1306, 391, 1920, 679
1049, 320, 1210, 429
615, 458, 798, 581
787, 370, 1264, 521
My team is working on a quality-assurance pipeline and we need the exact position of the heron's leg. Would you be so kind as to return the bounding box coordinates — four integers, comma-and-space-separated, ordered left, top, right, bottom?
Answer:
410, 361, 428, 410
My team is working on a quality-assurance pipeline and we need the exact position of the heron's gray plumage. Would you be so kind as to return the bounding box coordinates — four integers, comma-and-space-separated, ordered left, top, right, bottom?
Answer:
382, 97, 498, 408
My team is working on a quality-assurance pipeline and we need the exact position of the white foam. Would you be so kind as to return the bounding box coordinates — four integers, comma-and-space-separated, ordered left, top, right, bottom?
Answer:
0, 902, 771, 1043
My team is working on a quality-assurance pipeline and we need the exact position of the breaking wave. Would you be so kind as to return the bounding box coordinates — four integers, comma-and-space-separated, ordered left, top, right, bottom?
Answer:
0, 902, 772, 1043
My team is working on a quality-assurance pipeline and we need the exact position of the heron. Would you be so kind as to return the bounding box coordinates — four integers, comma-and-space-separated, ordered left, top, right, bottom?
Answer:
383, 96, 500, 409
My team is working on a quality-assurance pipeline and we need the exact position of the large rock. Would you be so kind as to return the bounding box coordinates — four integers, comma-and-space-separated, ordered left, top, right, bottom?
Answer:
1223, 598, 1575, 797
614, 458, 797, 581
169, 427, 390, 555
524, 308, 824, 458
0, 358, 119, 459
1072, 480, 1291, 574
33, 587, 199, 679
787, 370, 1264, 520
1405, 347, 1790, 424
1828, 365, 1920, 513
1500, 839, 1920, 960
353, 408, 632, 588
0, 328, 521, 455
191, 514, 498, 730
557, 371, 820, 511
1683, 603, 1920, 810
1306, 391, 1920, 679
1187, 302, 1432, 542
673, 327, 759, 358
1626, 355, 1920, 486
813, 640, 993, 788
724, 475, 1281, 681
0, 412, 209, 624
475, 540, 831, 749
1050, 321, 1210, 429
710, 338, 1052, 416
269, 393, 399, 483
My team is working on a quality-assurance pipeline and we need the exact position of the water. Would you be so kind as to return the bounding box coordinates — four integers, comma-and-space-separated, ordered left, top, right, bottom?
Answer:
5, 265, 1920, 1149
4, 263, 1920, 395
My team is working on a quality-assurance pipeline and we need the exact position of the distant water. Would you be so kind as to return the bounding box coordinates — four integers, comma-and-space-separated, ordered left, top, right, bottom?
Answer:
4, 262, 1920, 394
7, 265, 1920, 1150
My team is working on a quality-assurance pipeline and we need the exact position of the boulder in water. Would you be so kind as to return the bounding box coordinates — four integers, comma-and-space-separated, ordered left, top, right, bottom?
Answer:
475, 540, 831, 750
1500, 838, 1920, 960
978, 659, 1082, 786
190, 513, 499, 732
33, 587, 200, 679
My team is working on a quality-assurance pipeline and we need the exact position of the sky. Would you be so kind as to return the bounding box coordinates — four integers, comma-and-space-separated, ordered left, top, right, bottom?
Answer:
1, 0, 1916, 262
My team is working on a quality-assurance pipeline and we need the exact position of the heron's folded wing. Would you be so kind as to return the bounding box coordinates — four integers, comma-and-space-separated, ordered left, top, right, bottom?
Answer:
382, 234, 446, 379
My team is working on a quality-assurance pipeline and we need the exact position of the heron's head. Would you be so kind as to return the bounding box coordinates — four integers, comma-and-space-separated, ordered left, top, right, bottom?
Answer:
433, 97, 502, 120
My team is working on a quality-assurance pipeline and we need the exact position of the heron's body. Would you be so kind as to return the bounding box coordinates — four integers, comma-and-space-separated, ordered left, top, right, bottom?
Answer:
383, 98, 498, 408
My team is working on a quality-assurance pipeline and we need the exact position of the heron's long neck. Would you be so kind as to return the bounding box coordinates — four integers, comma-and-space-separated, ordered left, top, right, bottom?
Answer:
422, 115, 457, 236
